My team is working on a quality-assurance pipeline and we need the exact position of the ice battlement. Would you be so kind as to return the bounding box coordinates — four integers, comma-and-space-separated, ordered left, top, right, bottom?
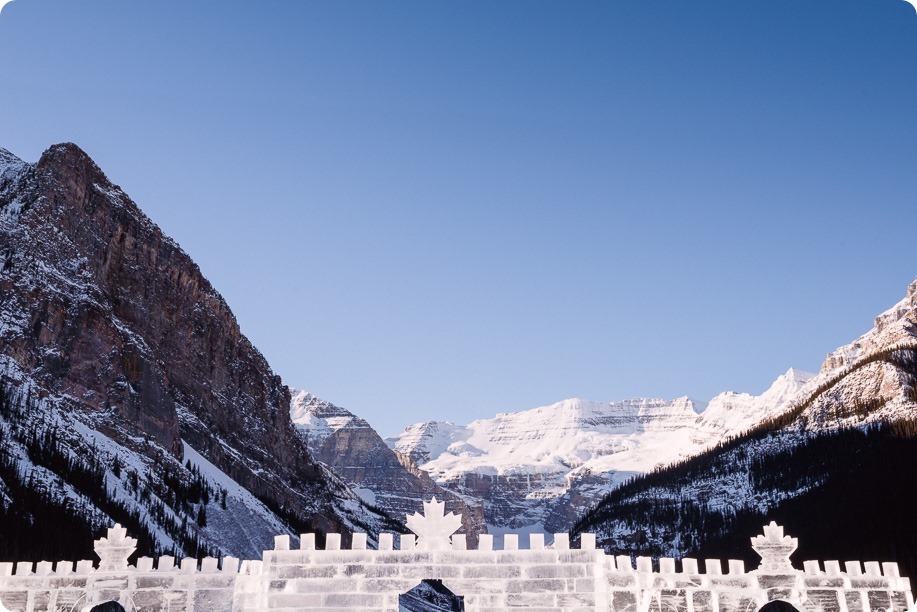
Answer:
0, 513, 913, 611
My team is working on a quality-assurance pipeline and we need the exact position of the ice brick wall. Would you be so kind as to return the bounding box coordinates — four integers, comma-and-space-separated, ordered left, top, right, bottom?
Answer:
0, 522, 913, 611
0, 554, 240, 611
247, 531, 604, 611
603, 554, 913, 612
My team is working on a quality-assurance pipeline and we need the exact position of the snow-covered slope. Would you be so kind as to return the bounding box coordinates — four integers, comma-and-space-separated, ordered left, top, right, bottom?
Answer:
573, 277, 917, 573
290, 390, 361, 444
0, 354, 291, 560
821, 278, 917, 375
387, 368, 814, 532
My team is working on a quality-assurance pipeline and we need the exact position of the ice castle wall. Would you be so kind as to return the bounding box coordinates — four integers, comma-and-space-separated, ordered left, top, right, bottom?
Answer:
0, 524, 912, 611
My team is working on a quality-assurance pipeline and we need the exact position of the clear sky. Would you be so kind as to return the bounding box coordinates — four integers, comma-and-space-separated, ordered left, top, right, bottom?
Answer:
1, 1, 916, 436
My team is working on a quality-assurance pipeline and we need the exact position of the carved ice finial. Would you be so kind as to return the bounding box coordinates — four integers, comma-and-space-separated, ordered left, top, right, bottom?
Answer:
405, 497, 462, 550
751, 521, 798, 573
762, 522, 786, 541
94, 523, 138, 571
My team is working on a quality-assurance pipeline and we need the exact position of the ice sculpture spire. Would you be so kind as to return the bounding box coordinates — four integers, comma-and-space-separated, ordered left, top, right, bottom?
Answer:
94, 523, 138, 571
751, 521, 798, 573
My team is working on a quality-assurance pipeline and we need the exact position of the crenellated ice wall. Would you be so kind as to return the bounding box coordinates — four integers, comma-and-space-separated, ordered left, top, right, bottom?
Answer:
0, 506, 912, 611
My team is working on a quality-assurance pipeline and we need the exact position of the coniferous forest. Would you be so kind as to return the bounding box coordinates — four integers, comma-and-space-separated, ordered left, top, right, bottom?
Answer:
696, 426, 917, 586
0, 382, 222, 563
574, 424, 917, 589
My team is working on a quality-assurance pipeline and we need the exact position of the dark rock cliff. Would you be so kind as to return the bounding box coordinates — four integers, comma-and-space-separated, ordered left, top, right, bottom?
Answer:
0, 143, 391, 549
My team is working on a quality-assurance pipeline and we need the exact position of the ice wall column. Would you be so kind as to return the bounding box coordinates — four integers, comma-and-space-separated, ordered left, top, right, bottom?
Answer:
752, 521, 804, 606
406, 496, 462, 550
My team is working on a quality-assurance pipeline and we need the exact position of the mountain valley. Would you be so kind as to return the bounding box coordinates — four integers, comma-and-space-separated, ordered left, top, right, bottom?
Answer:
2, 142, 915, 584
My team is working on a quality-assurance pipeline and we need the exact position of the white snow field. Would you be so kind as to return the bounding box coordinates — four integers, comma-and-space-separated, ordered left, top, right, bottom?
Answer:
386, 368, 814, 532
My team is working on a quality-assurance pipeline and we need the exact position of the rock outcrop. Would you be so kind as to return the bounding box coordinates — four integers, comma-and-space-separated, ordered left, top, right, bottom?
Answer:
820, 279, 917, 373
290, 390, 486, 544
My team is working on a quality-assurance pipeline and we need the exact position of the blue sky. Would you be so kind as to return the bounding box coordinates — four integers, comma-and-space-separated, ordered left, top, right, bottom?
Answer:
1, 1, 916, 435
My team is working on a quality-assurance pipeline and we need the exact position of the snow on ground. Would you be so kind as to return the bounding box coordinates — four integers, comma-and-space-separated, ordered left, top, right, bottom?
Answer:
182, 441, 294, 558
0, 352, 294, 559
68, 419, 184, 553
352, 486, 377, 506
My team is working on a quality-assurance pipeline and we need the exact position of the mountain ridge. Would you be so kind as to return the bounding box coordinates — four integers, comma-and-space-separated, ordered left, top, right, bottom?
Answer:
289, 389, 487, 543
0, 143, 396, 560
570, 276, 917, 584
385, 366, 814, 533
382, 281, 917, 536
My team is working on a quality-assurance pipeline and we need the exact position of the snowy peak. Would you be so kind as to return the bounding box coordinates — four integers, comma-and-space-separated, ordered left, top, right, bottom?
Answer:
0, 147, 25, 176
761, 367, 817, 405
388, 389, 783, 476
874, 278, 917, 334
387, 368, 814, 533
289, 392, 487, 540
387, 420, 464, 466
821, 277, 917, 374
385, 396, 706, 475
289, 388, 361, 440
770, 277, 917, 433
697, 368, 814, 436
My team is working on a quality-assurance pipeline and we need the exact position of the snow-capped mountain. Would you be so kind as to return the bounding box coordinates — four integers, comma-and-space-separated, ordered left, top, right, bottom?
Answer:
821, 278, 917, 374
5, 141, 916, 573
572, 277, 917, 584
289, 390, 486, 543
387, 368, 813, 533
0, 144, 396, 560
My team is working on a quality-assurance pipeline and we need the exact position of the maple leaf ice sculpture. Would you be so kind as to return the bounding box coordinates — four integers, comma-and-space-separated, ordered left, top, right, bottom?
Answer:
406, 497, 463, 550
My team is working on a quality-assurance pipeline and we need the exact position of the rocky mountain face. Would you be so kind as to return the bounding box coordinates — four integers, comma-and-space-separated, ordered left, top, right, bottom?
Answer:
572, 278, 917, 582
387, 368, 813, 534
290, 390, 486, 544
0, 144, 395, 560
